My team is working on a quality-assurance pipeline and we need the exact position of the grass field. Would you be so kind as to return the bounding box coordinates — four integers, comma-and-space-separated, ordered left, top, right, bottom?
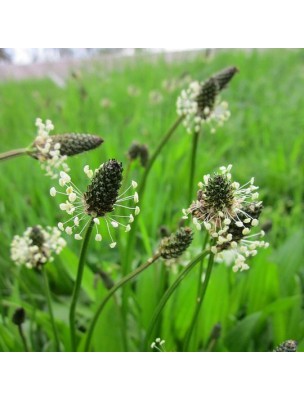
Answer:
0, 49, 303, 352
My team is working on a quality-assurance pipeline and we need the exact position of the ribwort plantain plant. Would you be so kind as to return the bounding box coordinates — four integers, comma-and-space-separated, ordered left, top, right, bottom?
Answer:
2, 55, 282, 353
50, 159, 139, 350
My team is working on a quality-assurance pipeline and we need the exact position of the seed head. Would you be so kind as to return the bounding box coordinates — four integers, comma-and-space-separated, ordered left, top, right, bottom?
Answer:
273, 340, 297, 352
159, 227, 194, 259
50, 133, 103, 157
84, 160, 123, 217
12, 307, 26, 326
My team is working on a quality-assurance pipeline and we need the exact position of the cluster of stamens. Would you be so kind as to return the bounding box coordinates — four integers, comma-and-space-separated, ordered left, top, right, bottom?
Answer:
10, 225, 66, 269
183, 165, 269, 272
33, 118, 70, 179
176, 66, 238, 134
50, 160, 140, 248
151, 337, 166, 352
177, 80, 231, 134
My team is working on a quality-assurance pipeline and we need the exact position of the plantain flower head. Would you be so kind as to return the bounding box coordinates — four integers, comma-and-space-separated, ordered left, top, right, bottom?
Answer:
11, 225, 66, 269
50, 159, 140, 248
176, 66, 238, 134
31, 118, 103, 179
183, 165, 269, 272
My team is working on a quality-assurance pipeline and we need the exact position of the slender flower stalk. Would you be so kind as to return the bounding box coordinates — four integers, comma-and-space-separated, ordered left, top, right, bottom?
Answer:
85, 227, 194, 352
0, 148, 30, 161
69, 219, 94, 351
139, 114, 185, 198
143, 250, 210, 351
84, 253, 161, 352
123, 115, 185, 259
121, 115, 185, 349
42, 266, 61, 351
183, 242, 215, 351
188, 129, 201, 204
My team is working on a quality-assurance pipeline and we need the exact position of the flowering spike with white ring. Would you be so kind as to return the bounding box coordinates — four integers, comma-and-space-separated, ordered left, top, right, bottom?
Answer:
51, 159, 139, 248
184, 165, 269, 272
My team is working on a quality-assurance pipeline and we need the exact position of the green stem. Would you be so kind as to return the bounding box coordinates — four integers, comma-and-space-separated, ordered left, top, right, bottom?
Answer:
18, 325, 29, 352
139, 115, 185, 198
188, 130, 200, 204
42, 266, 60, 352
0, 148, 29, 161
84, 253, 161, 352
183, 246, 215, 351
121, 114, 185, 350
192, 233, 209, 347
142, 250, 209, 351
69, 218, 94, 351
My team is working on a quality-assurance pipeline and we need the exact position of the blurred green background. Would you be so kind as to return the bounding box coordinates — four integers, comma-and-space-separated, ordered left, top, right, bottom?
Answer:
0, 49, 303, 351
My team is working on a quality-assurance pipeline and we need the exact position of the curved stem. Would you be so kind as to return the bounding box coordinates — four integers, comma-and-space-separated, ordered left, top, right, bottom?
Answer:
42, 266, 60, 351
188, 130, 200, 204
139, 115, 185, 198
192, 233, 209, 347
84, 253, 161, 352
0, 148, 29, 162
121, 114, 185, 350
18, 325, 29, 352
69, 218, 94, 351
142, 250, 209, 351
183, 245, 215, 351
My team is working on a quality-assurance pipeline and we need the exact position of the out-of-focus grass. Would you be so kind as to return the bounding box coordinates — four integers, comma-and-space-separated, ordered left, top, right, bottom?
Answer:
0, 49, 303, 351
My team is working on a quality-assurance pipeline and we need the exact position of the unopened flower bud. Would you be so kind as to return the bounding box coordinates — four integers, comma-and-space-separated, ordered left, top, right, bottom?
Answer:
50, 133, 103, 156
127, 142, 149, 167
159, 227, 193, 259
12, 307, 26, 326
